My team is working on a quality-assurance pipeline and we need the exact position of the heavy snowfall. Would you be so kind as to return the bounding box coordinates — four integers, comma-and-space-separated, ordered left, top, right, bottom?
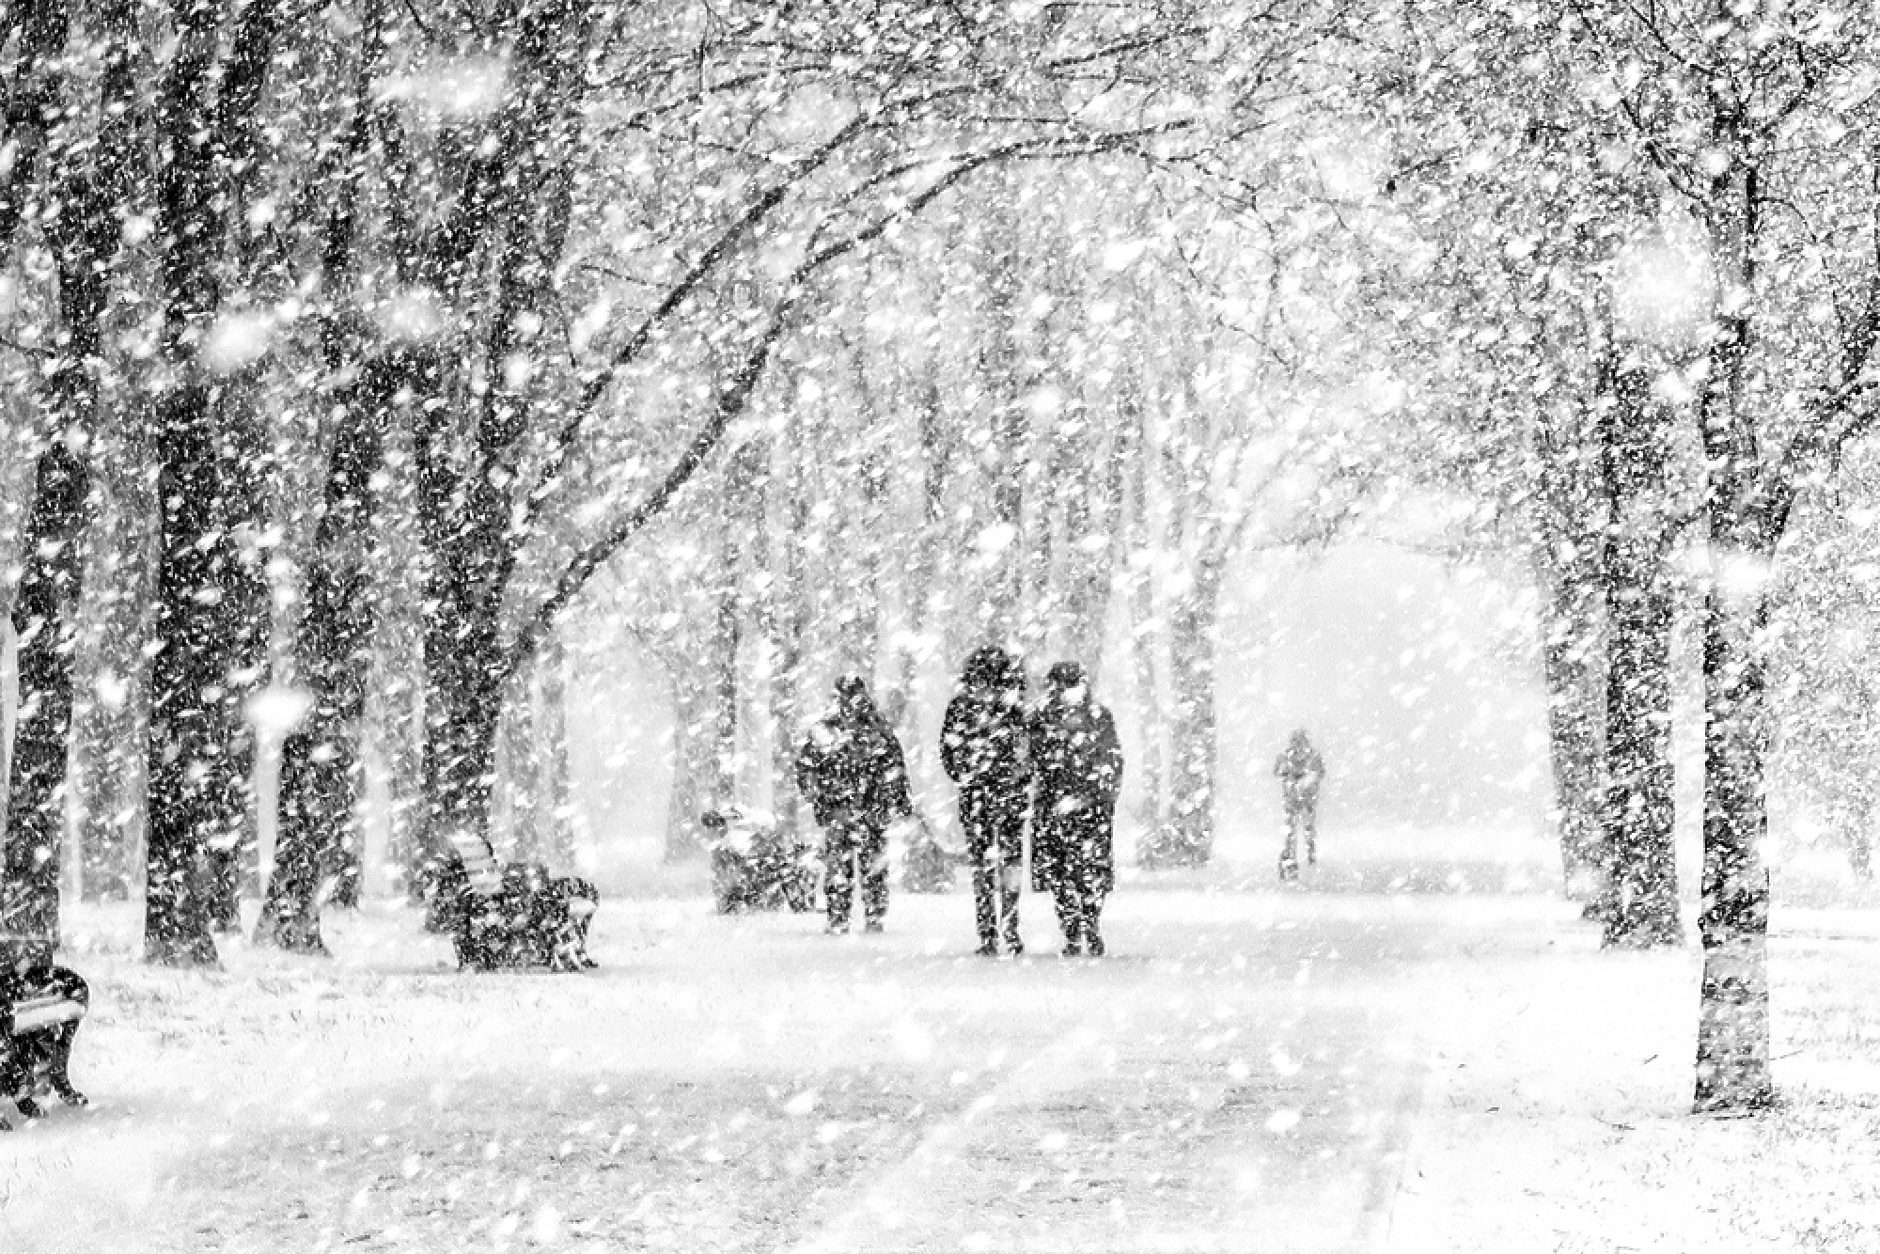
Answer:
5, 1, 1880, 1250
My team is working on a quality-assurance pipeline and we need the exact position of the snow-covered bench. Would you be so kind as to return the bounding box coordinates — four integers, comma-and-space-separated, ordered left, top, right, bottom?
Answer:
434, 832, 598, 973
702, 808, 819, 914
1, 964, 88, 1129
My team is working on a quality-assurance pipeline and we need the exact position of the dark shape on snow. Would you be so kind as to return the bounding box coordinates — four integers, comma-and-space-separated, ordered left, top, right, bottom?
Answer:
432, 840, 599, 973
795, 677, 913, 933
941, 647, 1030, 955
703, 808, 820, 914
0, 963, 89, 1131
900, 813, 962, 894
1275, 728, 1325, 883
1030, 662, 1123, 957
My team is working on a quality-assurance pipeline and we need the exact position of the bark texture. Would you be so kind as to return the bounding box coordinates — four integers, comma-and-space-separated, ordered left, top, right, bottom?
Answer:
1599, 362, 1681, 948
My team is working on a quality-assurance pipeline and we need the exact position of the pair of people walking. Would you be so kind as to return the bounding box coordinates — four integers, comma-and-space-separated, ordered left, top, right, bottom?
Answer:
942, 647, 1122, 958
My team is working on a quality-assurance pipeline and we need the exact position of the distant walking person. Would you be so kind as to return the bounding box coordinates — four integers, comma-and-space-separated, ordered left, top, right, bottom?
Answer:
795, 677, 912, 934
1275, 728, 1325, 882
941, 647, 1031, 956
1030, 662, 1123, 957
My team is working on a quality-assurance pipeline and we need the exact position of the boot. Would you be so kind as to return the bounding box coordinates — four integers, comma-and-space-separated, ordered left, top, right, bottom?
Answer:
1000, 885, 1023, 956
1054, 887, 1083, 957
1083, 890, 1106, 957
973, 866, 999, 955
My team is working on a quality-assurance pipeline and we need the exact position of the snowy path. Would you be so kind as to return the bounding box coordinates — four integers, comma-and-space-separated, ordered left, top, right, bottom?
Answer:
780, 893, 1435, 1253
2, 881, 1480, 1253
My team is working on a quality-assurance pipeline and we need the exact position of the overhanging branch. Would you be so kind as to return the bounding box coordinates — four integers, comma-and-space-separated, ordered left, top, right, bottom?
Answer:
502, 119, 1194, 677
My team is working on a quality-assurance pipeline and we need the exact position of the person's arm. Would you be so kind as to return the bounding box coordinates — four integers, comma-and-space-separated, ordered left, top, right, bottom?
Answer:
882, 727, 914, 815
939, 698, 965, 782
1097, 709, 1124, 806
794, 736, 821, 806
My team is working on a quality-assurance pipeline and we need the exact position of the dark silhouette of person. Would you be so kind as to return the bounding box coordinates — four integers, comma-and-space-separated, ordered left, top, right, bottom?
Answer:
1029, 662, 1123, 957
794, 676, 911, 933
940, 646, 1031, 956
1275, 728, 1325, 882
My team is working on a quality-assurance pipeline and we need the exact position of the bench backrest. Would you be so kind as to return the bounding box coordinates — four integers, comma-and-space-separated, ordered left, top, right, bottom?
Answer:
11, 994, 85, 1034
443, 829, 503, 897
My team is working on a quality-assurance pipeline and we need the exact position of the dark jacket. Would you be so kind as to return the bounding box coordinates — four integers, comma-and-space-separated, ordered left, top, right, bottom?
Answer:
940, 647, 1030, 796
1275, 734, 1324, 806
1029, 663, 1123, 891
1032, 694, 1123, 825
795, 688, 911, 828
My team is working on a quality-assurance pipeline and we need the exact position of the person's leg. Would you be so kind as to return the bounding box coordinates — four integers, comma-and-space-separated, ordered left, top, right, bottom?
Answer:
1304, 794, 1319, 866
824, 820, 856, 931
1279, 797, 1300, 882
860, 822, 889, 930
963, 791, 999, 954
996, 791, 1025, 955
1052, 869, 1082, 955
1083, 881, 1107, 956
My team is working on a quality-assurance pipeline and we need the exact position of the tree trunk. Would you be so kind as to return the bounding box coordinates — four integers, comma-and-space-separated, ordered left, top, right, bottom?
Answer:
145, 386, 236, 967
0, 0, 121, 962
1692, 165, 1773, 1110
1531, 390, 1609, 903
887, 376, 951, 812
1693, 573, 1773, 1109
494, 667, 540, 864
201, 375, 273, 932
416, 570, 507, 916
768, 433, 813, 840
709, 508, 743, 814
367, 417, 427, 902
143, 0, 287, 968
976, 188, 1026, 645
1059, 416, 1126, 676
258, 357, 396, 951
1, 443, 92, 963
411, 0, 595, 904
536, 630, 577, 870
73, 456, 157, 902
1126, 424, 1166, 857
1541, 568, 1608, 901
1157, 573, 1221, 868
1600, 363, 1681, 948
414, 366, 511, 916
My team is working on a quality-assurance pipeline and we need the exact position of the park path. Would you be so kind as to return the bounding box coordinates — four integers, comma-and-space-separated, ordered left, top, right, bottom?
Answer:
5, 881, 1508, 1253
772, 889, 1448, 1253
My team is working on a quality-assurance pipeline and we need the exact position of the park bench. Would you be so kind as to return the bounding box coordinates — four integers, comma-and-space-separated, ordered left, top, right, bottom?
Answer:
702, 808, 820, 914
434, 832, 599, 972
1, 964, 88, 1130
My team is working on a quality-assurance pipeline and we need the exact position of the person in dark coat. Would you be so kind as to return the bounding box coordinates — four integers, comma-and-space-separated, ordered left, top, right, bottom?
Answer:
1275, 728, 1325, 882
1030, 661, 1123, 957
940, 646, 1030, 956
795, 677, 912, 933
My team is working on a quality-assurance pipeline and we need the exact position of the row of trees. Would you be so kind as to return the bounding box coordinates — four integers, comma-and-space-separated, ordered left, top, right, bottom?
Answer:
6, 0, 1878, 1114
0, 3, 1333, 957
1364, 0, 1880, 1110
578, 163, 1373, 875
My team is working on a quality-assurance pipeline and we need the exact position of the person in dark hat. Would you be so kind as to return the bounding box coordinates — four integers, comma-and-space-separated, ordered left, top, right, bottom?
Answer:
794, 676, 912, 933
940, 646, 1031, 956
1030, 661, 1123, 956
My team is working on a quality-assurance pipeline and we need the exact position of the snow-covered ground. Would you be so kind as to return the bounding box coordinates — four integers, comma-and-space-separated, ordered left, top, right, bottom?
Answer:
3, 837, 1877, 1253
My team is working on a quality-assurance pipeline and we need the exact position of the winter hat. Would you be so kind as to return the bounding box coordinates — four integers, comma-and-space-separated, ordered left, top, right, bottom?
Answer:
963, 646, 1011, 689
1046, 661, 1085, 689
